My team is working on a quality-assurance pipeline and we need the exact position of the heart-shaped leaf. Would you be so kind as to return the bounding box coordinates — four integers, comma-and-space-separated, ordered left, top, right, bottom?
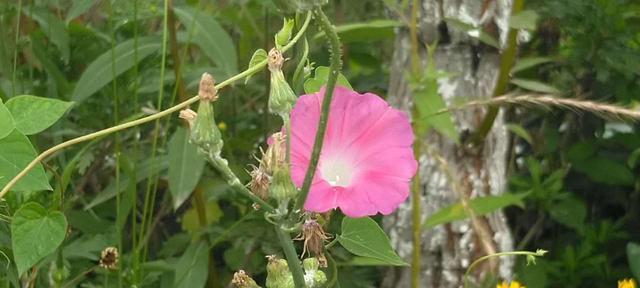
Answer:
0, 101, 14, 139
11, 202, 67, 276
338, 217, 407, 266
5, 95, 73, 135
0, 131, 51, 192
304, 66, 352, 94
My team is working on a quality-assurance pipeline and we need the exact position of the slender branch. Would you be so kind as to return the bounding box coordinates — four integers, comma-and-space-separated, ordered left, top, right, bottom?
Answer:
294, 8, 342, 212
463, 249, 546, 288
0, 11, 312, 199
474, 0, 525, 143
409, 0, 422, 286
274, 226, 306, 287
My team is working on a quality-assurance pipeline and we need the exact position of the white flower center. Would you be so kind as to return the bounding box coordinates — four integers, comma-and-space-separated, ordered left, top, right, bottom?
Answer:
320, 157, 354, 187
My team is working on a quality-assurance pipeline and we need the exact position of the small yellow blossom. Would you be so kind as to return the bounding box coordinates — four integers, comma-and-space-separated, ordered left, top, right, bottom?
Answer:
619, 279, 637, 288
217, 122, 227, 131
497, 280, 525, 288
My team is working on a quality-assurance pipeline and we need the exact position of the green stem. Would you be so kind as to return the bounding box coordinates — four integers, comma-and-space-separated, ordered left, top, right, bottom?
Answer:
294, 7, 342, 212
11, 0, 22, 96
463, 249, 546, 288
274, 226, 306, 287
409, 0, 422, 286
473, 0, 524, 143
0, 11, 312, 199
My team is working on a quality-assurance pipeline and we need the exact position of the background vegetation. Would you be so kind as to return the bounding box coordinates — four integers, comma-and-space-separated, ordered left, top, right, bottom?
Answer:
0, 0, 638, 287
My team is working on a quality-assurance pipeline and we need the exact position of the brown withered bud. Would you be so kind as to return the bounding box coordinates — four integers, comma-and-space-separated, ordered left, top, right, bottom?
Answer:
179, 109, 197, 128
267, 48, 285, 72
99, 247, 119, 270
198, 73, 218, 102
231, 270, 260, 288
248, 163, 270, 200
294, 219, 331, 267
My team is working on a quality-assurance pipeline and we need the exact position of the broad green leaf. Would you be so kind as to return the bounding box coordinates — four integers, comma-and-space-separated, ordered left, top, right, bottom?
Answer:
506, 123, 533, 145
244, 49, 268, 84
628, 242, 640, 281
338, 217, 407, 266
313, 20, 400, 43
412, 46, 458, 141
304, 66, 352, 94
572, 156, 634, 186
168, 128, 206, 209
11, 202, 67, 276
71, 36, 161, 102
343, 256, 401, 266
65, 0, 99, 23
424, 193, 529, 229
173, 6, 237, 77
511, 78, 561, 94
181, 201, 222, 234
275, 18, 294, 49
5, 95, 73, 135
174, 240, 209, 288
0, 101, 14, 139
509, 10, 539, 30
28, 7, 70, 62
548, 196, 586, 233
0, 131, 51, 192
511, 57, 554, 74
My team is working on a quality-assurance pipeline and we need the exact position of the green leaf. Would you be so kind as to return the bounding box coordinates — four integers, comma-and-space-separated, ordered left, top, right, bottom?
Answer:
27, 7, 70, 62
444, 18, 499, 48
168, 127, 206, 209
548, 196, 586, 233
343, 256, 402, 266
304, 66, 352, 94
572, 156, 634, 186
506, 123, 533, 145
424, 193, 529, 229
627, 242, 640, 281
0, 101, 14, 139
181, 201, 222, 234
173, 6, 237, 77
0, 131, 51, 192
628, 148, 640, 169
11, 202, 67, 276
174, 240, 209, 288
511, 57, 554, 74
509, 10, 539, 30
5, 95, 73, 135
412, 46, 458, 141
71, 36, 161, 102
275, 18, 294, 49
313, 20, 400, 43
510, 78, 561, 94
244, 49, 268, 84
338, 217, 407, 266
65, 0, 99, 23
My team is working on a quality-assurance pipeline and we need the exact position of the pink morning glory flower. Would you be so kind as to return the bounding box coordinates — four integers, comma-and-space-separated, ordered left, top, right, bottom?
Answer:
289, 86, 418, 217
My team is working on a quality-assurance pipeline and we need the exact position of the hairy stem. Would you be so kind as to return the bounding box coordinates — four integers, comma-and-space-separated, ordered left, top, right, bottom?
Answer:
0, 11, 312, 199
294, 7, 342, 212
275, 226, 306, 287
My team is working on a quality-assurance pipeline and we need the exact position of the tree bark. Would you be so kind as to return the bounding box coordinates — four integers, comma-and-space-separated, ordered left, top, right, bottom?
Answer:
383, 1, 515, 287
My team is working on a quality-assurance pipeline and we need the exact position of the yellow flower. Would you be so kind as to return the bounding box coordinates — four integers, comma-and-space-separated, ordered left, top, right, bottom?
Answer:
619, 279, 637, 288
497, 280, 526, 288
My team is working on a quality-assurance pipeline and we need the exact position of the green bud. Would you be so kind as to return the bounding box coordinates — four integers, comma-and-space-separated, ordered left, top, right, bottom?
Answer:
188, 73, 223, 156
266, 256, 294, 288
268, 48, 297, 119
270, 166, 298, 204
302, 258, 327, 288
231, 270, 262, 288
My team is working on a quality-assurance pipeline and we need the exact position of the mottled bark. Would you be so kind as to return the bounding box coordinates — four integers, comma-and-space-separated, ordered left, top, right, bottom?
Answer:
383, 1, 514, 287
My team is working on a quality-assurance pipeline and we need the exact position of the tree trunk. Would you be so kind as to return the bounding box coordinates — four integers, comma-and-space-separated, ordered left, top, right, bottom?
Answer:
383, 1, 515, 287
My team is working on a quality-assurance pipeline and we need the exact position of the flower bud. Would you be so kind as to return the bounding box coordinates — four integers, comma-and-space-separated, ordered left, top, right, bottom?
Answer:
266, 255, 294, 288
179, 109, 197, 128
269, 167, 297, 204
231, 270, 261, 288
302, 258, 327, 288
268, 48, 297, 119
189, 73, 223, 155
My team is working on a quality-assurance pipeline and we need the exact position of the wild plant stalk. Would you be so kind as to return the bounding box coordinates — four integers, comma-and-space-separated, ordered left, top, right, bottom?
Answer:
0, 11, 313, 198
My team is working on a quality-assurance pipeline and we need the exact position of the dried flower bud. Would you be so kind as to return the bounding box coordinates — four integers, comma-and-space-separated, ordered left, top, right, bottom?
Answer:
266, 255, 294, 288
302, 258, 327, 288
199, 73, 217, 102
231, 270, 261, 288
99, 247, 119, 270
294, 219, 330, 267
179, 109, 197, 128
268, 48, 297, 118
249, 163, 270, 200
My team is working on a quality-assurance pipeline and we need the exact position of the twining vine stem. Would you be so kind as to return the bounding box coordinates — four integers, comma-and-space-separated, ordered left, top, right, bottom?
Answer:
293, 7, 343, 212
0, 11, 312, 199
